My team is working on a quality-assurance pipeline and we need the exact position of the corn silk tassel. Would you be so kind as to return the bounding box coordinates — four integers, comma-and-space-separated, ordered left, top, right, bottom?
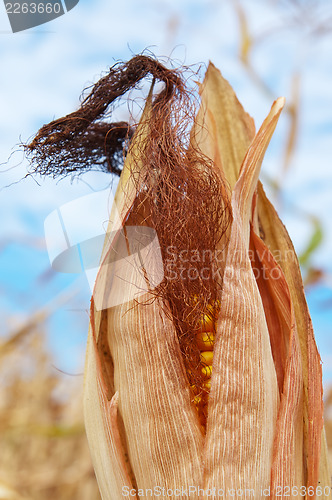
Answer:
26, 56, 331, 499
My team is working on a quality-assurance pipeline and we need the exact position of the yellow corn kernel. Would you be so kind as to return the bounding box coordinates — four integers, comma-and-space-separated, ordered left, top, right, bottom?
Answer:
200, 351, 213, 365
201, 365, 212, 378
197, 300, 220, 332
203, 379, 211, 391
197, 312, 214, 333
193, 394, 202, 406
196, 331, 214, 350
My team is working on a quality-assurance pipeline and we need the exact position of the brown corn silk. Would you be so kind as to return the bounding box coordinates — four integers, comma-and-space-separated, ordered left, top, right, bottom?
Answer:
79, 59, 331, 498
26, 56, 230, 399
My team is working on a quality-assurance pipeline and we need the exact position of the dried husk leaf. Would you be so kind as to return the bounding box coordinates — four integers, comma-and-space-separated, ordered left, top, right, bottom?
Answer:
198, 62, 256, 190
199, 63, 330, 497
85, 85, 204, 499
257, 186, 331, 497
84, 60, 330, 499
203, 98, 284, 495
83, 90, 155, 499
106, 293, 204, 498
84, 326, 138, 500
100, 135, 205, 497
250, 231, 304, 494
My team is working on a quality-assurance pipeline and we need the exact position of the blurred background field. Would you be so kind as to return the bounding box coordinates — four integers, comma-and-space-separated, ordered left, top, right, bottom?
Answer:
0, 317, 100, 500
0, 0, 332, 497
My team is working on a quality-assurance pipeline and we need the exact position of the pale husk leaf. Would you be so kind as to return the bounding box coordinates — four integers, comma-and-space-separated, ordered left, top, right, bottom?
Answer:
198, 62, 256, 190
83, 89, 155, 499
251, 231, 304, 494
203, 99, 284, 495
106, 293, 204, 498
85, 84, 204, 499
84, 330, 138, 500
199, 63, 330, 495
257, 186, 331, 497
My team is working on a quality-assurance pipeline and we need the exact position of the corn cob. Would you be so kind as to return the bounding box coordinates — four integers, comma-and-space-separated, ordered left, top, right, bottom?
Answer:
190, 299, 220, 429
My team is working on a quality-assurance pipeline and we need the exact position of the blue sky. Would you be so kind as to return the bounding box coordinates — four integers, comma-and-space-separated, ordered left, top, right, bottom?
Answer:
0, 0, 331, 383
